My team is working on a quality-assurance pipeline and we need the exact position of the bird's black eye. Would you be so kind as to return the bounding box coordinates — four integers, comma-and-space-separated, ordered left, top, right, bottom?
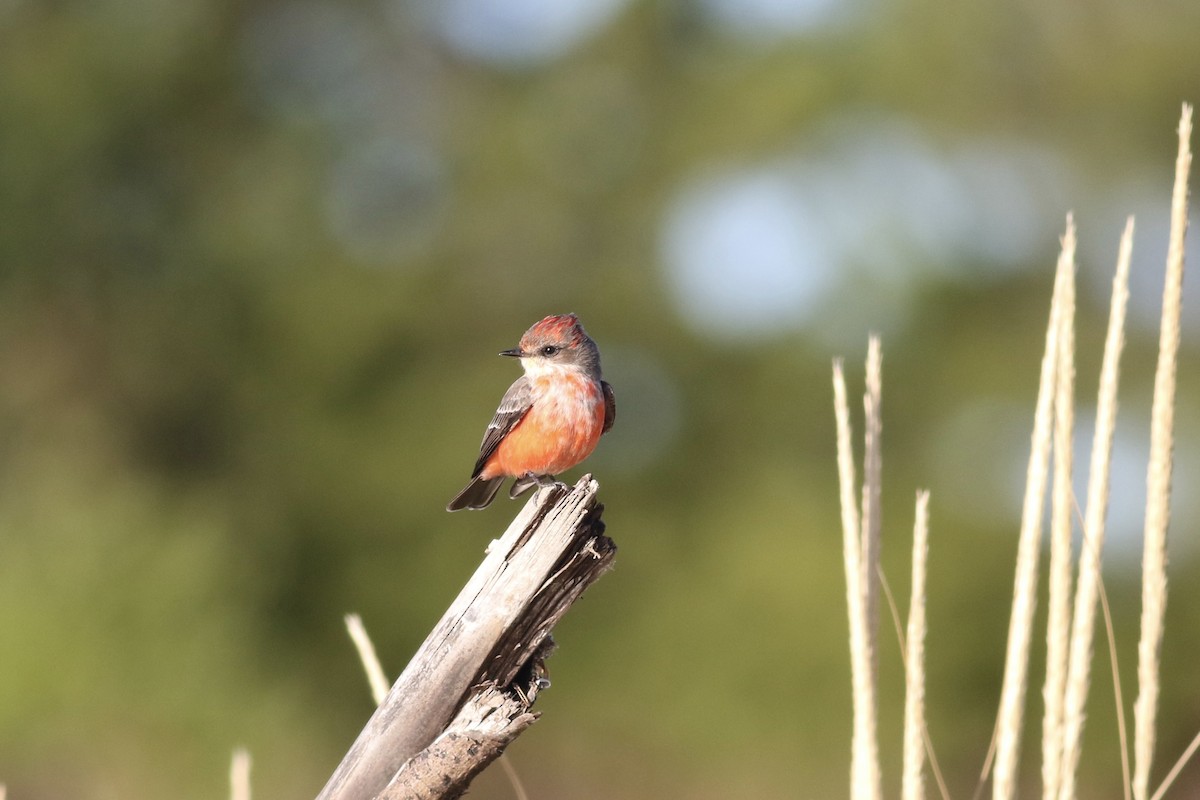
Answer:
541, 345, 560, 357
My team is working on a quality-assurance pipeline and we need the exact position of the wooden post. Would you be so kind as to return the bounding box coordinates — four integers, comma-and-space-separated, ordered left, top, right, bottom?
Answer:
317, 475, 615, 800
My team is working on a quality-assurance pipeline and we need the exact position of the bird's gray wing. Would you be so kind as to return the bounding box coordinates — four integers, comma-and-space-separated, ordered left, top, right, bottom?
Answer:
601, 380, 616, 433
471, 376, 534, 477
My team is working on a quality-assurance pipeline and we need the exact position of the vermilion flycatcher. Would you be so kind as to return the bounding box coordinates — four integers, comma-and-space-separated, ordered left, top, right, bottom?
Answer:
447, 313, 616, 511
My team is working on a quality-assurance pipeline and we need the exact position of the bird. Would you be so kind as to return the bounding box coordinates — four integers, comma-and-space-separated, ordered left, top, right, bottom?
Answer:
447, 313, 615, 511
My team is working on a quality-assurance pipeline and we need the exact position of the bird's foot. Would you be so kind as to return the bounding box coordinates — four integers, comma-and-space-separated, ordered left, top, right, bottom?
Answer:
524, 472, 568, 491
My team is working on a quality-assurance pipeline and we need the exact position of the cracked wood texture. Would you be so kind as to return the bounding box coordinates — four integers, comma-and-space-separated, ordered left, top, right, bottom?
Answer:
375, 685, 539, 800
316, 475, 615, 800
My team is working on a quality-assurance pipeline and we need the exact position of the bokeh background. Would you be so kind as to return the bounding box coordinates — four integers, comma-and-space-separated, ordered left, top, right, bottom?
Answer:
3, 0, 1200, 797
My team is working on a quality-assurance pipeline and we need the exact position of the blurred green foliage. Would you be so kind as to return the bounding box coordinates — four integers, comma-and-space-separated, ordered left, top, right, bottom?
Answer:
2, 0, 1200, 798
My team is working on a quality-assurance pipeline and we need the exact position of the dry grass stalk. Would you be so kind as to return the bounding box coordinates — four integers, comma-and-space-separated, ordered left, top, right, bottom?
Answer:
497, 753, 533, 800
1150, 728, 1200, 800
1132, 102, 1192, 800
345, 613, 390, 705
230, 748, 252, 800
862, 336, 884, 681
1042, 217, 1078, 800
903, 490, 932, 800
879, 565, 953, 800
1098, 573, 1134, 800
833, 357, 882, 800
992, 219, 1073, 800
1057, 216, 1134, 800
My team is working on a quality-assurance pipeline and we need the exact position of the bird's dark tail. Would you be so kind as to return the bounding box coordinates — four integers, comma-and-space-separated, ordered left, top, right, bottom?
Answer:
446, 475, 505, 511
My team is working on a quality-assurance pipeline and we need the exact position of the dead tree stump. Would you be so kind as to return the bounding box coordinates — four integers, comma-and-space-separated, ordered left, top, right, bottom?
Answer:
317, 475, 615, 800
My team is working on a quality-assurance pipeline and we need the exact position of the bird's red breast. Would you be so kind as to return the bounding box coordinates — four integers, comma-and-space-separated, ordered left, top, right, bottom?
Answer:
479, 370, 606, 480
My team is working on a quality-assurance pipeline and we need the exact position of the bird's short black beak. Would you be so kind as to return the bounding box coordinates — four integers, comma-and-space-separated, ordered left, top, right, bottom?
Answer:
499, 348, 523, 358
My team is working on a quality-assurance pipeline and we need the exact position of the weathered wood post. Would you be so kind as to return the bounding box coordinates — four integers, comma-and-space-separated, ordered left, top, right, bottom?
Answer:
317, 475, 615, 800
